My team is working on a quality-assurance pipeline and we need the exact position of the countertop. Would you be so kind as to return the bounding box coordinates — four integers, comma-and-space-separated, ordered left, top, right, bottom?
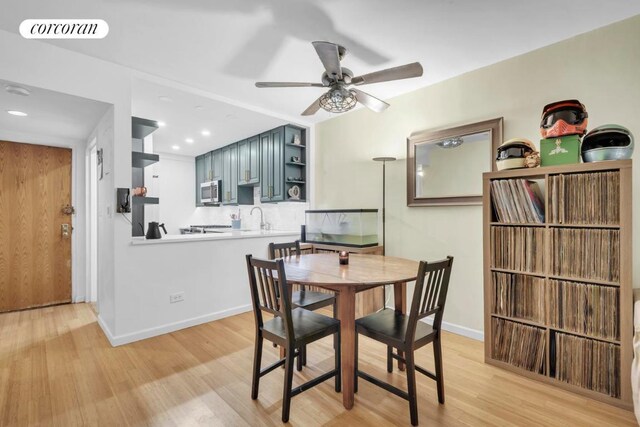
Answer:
131, 229, 300, 245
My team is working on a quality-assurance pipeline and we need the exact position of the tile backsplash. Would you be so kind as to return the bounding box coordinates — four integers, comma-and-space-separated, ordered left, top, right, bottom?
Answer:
189, 187, 307, 231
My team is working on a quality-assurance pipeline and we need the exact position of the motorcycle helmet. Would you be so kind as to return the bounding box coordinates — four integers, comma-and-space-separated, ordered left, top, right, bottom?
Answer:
540, 99, 588, 138
496, 138, 537, 170
581, 124, 634, 162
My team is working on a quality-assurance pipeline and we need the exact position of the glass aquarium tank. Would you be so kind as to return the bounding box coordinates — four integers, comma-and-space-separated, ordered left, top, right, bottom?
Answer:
305, 209, 378, 247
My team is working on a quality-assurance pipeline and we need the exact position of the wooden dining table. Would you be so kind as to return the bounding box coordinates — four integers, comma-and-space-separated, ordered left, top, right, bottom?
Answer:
282, 253, 419, 410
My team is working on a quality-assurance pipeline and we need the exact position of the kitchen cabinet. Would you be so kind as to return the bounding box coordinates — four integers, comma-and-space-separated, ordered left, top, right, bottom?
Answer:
195, 154, 206, 206
194, 123, 305, 206
238, 136, 260, 185
261, 125, 306, 203
203, 150, 222, 182
221, 144, 238, 204
221, 144, 253, 205
260, 128, 284, 202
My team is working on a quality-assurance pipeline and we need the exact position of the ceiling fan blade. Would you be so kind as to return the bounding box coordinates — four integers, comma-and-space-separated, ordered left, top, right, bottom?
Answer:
352, 88, 389, 113
351, 62, 423, 86
312, 41, 343, 80
255, 82, 324, 88
301, 95, 323, 116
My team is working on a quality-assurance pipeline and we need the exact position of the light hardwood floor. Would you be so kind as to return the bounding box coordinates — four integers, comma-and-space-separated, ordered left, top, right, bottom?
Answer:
0, 303, 635, 426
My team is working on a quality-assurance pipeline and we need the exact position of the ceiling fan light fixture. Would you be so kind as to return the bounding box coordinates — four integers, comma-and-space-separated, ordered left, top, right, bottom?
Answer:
319, 87, 357, 113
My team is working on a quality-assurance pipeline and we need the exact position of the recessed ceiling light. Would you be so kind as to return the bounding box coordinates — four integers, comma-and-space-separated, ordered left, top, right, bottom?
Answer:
195, 105, 204, 111
172, 145, 180, 150
159, 96, 172, 102
5, 85, 30, 96
185, 138, 194, 143
157, 121, 166, 127
201, 130, 210, 136
7, 110, 28, 117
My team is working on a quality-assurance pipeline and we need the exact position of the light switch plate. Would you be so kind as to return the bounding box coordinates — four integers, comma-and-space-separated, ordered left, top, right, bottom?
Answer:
169, 292, 185, 304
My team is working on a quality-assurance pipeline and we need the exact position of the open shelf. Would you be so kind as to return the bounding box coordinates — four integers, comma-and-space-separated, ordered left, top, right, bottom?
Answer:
286, 162, 306, 166
490, 267, 545, 278
490, 222, 545, 227
285, 143, 306, 148
286, 180, 306, 184
132, 196, 159, 205
132, 151, 159, 168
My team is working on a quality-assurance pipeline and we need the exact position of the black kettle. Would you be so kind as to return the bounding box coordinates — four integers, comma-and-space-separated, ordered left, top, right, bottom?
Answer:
145, 222, 167, 239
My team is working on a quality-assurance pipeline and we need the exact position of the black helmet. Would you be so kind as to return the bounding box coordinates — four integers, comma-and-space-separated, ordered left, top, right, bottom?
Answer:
581, 124, 634, 162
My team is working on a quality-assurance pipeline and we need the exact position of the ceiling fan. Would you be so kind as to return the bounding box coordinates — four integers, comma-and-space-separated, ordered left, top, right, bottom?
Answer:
255, 41, 423, 116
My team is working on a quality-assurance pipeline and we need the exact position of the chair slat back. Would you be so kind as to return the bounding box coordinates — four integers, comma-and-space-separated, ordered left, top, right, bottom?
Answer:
268, 241, 301, 260
406, 256, 454, 342
246, 255, 294, 339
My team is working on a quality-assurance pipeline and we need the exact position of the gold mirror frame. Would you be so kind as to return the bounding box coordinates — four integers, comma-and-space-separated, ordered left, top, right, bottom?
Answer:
407, 117, 503, 206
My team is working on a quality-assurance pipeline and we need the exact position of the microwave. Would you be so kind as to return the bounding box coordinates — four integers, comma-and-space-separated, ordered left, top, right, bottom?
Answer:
200, 180, 221, 204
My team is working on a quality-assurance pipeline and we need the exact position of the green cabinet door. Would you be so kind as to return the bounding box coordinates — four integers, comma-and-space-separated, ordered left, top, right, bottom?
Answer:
204, 151, 213, 182
260, 131, 272, 202
195, 154, 206, 206
259, 127, 285, 202
248, 135, 260, 184
239, 137, 260, 185
222, 143, 239, 204
212, 149, 222, 181
238, 139, 250, 185
270, 127, 284, 202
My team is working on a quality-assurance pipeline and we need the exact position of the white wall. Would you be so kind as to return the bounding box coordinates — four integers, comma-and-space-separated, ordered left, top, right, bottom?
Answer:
315, 16, 640, 339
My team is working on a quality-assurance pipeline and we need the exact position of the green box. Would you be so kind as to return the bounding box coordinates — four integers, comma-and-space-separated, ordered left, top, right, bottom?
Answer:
540, 135, 581, 166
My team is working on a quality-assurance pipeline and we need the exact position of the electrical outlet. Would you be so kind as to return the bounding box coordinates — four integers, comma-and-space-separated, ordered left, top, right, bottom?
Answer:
169, 292, 184, 304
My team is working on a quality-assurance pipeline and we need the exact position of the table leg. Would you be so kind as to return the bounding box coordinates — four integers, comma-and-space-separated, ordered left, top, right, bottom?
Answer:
394, 282, 407, 371
337, 287, 356, 409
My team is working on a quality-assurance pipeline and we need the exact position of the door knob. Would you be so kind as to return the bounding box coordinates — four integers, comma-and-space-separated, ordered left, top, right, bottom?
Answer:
62, 224, 71, 238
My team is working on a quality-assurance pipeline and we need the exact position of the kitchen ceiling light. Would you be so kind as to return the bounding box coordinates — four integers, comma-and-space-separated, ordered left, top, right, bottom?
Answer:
7, 110, 28, 117
201, 130, 210, 136
5, 85, 31, 96
185, 138, 194, 143
172, 145, 180, 150
157, 121, 166, 127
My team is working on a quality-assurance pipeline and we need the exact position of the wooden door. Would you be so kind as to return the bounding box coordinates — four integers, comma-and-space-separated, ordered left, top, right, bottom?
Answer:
0, 140, 72, 312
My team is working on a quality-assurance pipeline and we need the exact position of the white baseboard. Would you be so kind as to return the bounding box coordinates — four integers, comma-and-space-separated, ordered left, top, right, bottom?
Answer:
422, 317, 484, 341
97, 304, 253, 347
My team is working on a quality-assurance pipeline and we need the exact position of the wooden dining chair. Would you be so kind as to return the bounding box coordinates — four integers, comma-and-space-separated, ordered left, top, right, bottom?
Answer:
268, 240, 337, 370
246, 255, 341, 423
354, 256, 454, 426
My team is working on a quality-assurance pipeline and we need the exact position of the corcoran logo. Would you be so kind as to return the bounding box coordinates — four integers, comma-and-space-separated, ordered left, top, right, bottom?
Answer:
19, 19, 109, 39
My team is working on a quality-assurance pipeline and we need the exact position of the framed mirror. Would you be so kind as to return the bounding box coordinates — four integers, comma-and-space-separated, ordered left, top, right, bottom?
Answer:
407, 117, 503, 206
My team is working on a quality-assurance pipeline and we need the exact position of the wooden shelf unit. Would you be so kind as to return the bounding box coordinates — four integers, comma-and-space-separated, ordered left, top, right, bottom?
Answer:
482, 160, 632, 409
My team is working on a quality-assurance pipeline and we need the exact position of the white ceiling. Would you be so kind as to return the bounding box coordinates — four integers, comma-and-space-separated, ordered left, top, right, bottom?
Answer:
132, 78, 288, 155
0, 79, 110, 142
0, 1, 638, 123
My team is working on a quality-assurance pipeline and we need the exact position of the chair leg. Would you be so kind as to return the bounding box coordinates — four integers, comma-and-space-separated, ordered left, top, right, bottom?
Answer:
433, 335, 445, 404
296, 345, 303, 372
332, 301, 338, 349
387, 346, 393, 373
354, 331, 358, 393
282, 345, 295, 423
303, 345, 307, 366
251, 334, 263, 400
405, 350, 419, 426
335, 331, 341, 392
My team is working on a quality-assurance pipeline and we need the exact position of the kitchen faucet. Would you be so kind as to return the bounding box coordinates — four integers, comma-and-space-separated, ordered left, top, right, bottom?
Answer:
251, 206, 269, 230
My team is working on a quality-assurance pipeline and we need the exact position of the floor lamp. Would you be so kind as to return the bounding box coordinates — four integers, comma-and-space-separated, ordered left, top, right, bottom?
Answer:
372, 157, 396, 256
373, 156, 396, 310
